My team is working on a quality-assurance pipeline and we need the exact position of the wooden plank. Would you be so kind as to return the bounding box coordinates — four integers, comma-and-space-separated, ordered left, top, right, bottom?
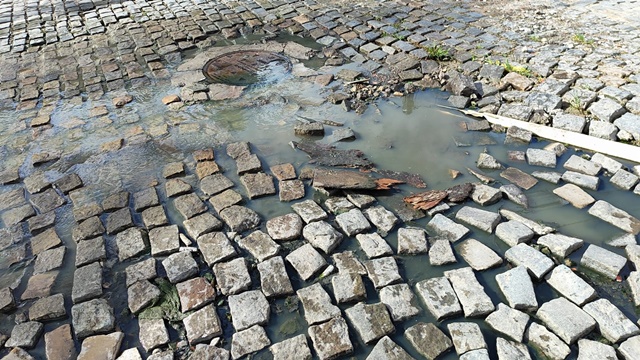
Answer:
460, 110, 640, 164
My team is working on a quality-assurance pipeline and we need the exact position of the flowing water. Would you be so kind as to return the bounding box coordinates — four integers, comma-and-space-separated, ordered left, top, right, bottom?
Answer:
1, 35, 639, 359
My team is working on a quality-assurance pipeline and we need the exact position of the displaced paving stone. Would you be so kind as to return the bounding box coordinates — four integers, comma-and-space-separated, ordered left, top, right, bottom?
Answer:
197, 232, 236, 266
325, 197, 356, 214
470, 184, 502, 206
176, 277, 215, 312
563, 155, 602, 176
231, 325, 271, 360
553, 113, 586, 132
405, 322, 453, 360
538, 233, 584, 258
297, 283, 341, 326
183, 304, 222, 345
295, 121, 325, 136
526, 148, 556, 168
618, 335, 640, 359
580, 244, 627, 280
476, 153, 502, 170
553, 183, 595, 209
397, 227, 427, 255
279, 179, 305, 202
495, 221, 534, 247
583, 298, 640, 343
561, 171, 599, 190
139, 319, 169, 352
363, 205, 399, 234
495, 266, 538, 311
208, 189, 243, 213
141, 206, 168, 229
589, 97, 627, 122
577, 338, 617, 360
332, 251, 367, 275
71, 299, 115, 338
504, 126, 533, 144
200, 174, 234, 196
149, 225, 180, 256
72, 262, 102, 303
45, 324, 77, 360
346, 193, 376, 209
125, 258, 157, 287
29, 188, 65, 213
485, 304, 530, 342
267, 213, 303, 241
444, 267, 494, 317
219, 205, 261, 233
127, 279, 161, 314
526, 322, 570, 360
365, 335, 413, 360
308, 317, 353, 360
165, 179, 191, 198
589, 200, 640, 235
0, 188, 27, 212
133, 188, 159, 212
75, 236, 106, 267
77, 332, 123, 360
183, 212, 222, 240
271, 163, 297, 181
257, 256, 293, 298
457, 239, 502, 271
426, 214, 470, 242
236, 154, 262, 175
455, 206, 501, 233
6, 321, 43, 348
429, 239, 457, 266
162, 251, 198, 283
415, 277, 462, 320
29, 293, 66, 321
537, 297, 596, 344
447, 322, 486, 355
291, 200, 328, 223
345, 302, 395, 344
105, 207, 133, 235
270, 334, 312, 360
505, 243, 554, 280
237, 230, 280, 262
30, 227, 62, 255
500, 168, 538, 192
102, 192, 130, 212
545, 265, 596, 306
356, 232, 393, 258
240, 172, 276, 199
379, 283, 419, 321
532, 171, 562, 184
116, 228, 147, 262
173, 193, 207, 220
332, 273, 366, 304
286, 243, 327, 281
611, 169, 640, 190
302, 221, 343, 254
229, 290, 270, 331
496, 337, 532, 360
365, 257, 402, 289
213, 258, 251, 296
614, 113, 640, 141
335, 208, 371, 236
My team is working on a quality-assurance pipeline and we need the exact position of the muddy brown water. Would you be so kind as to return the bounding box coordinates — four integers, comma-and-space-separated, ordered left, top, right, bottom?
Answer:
0, 38, 639, 359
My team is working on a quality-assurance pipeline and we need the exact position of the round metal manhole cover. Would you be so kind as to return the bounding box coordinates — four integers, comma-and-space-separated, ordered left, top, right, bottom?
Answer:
202, 50, 292, 86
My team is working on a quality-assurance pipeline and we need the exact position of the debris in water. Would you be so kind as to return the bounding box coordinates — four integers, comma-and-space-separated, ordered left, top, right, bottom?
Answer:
449, 169, 461, 179
374, 169, 427, 188
312, 168, 402, 190
291, 141, 373, 169
403, 190, 447, 210
466, 167, 495, 184
446, 183, 474, 203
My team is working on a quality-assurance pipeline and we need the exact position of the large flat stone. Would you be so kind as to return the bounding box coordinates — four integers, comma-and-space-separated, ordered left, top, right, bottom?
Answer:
71, 299, 115, 338
356, 232, 393, 259
200, 174, 234, 196
29, 293, 66, 321
455, 206, 501, 233
444, 267, 494, 317
588, 200, 640, 235
397, 227, 427, 255
366, 335, 413, 360
447, 322, 486, 355
176, 277, 215, 312
266, 213, 303, 241
212, 258, 251, 295
183, 212, 223, 239
332, 273, 366, 304
364, 257, 402, 289
229, 290, 270, 331
127, 279, 161, 314
298, 283, 341, 325
495, 220, 534, 247
149, 225, 180, 256
332, 251, 367, 275
270, 334, 312, 360
303, 221, 343, 254
426, 214, 469, 242
45, 324, 77, 360
345, 302, 395, 344
537, 233, 584, 258
562, 171, 600, 190
429, 239, 457, 266
75, 236, 106, 267
237, 230, 280, 262
379, 283, 420, 321
197, 232, 237, 266
580, 244, 627, 280
577, 339, 617, 360
308, 317, 353, 360
335, 208, 371, 236
208, 189, 242, 213
105, 207, 133, 235
116, 228, 148, 261
230, 325, 271, 360
240, 172, 276, 199
504, 243, 554, 280
6, 321, 43, 348
495, 266, 537, 311
415, 277, 462, 320
619, 335, 640, 360
77, 332, 123, 360
219, 205, 261, 233
139, 318, 169, 352
526, 148, 556, 168
405, 322, 453, 360
536, 297, 596, 344
183, 304, 222, 345
257, 256, 293, 297
563, 155, 602, 176
133, 188, 159, 212
553, 183, 595, 208
363, 205, 399, 234
125, 258, 157, 287
496, 337, 532, 360
291, 200, 328, 223
286, 243, 327, 281
456, 239, 502, 271
30, 228, 62, 256
162, 251, 198, 283
525, 323, 570, 360
583, 298, 640, 343
546, 265, 597, 304
72, 262, 102, 303
470, 184, 502, 206
485, 304, 530, 342
500, 168, 538, 190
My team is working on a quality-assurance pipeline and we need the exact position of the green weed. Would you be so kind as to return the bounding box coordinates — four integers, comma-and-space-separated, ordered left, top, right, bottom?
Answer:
424, 45, 451, 61
572, 33, 594, 46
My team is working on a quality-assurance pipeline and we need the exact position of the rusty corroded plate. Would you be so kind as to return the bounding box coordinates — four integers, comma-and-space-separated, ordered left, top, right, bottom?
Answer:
202, 50, 292, 86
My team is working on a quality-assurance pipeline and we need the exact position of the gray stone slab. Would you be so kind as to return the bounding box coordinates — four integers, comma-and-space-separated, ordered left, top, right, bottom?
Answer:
149, 225, 180, 256
428, 239, 457, 266
415, 277, 462, 320
459, 349, 491, 360
29, 293, 66, 322
364, 257, 402, 289
173, 193, 207, 220
553, 183, 595, 209
183, 212, 223, 240
133, 187, 159, 212
532, 171, 562, 184
495, 221, 534, 247
71, 298, 115, 338
499, 209, 555, 236
583, 298, 640, 343
128, 279, 161, 314
237, 230, 280, 262
470, 184, 502, 206
611, 169, 640, 190
397, 227, 427, 255
537, 297, 596, 344
332, 251, 367, 275
561, 171, 600, 190
34, 246, 65, 275
176, 277, 215, 313
183, 304, 222, 345
291, 200, 328, 223
229, 290, 270, 331
286, 243, 327, 281
208, 189, 242, 213
303, 221, 343, 254
197, 232, 237, 266
589, 97, 626, 121
297, 283, 342, 325
366, 335, 413, 360
308, 317, 353, 360
563, 155, 602, 176
139, 318, 169, 352
485, 304, 530, 342
200, 174, 234, 196
212, 258, 252, 295
505, 243, 554, 280
455, 206, 501, 233
6, 321, 44, 349
345, 302, 395, 344
356, 232, 393, 258
526, 148, 556, 168
405, 322, 453, 360
447, 322, 486, 355
580, 244, 627, 280
72, 262, 102, 303
29, 188, 65, 213
240, 172, 276, 199
546, 265, 596, 306
526, 322, 570, 360
270, 334, 312, 360
495, 266, 538, 311
591, 153, 623, 174
445, 267, 494, 317
590, 200, 640, 235
31, 227, 62, 256
75, 236, 106, 267
577, 339, 617, 360
363, 205, 399, 234
537, 233, 584, 258
456, 239, 502, 271
379, 283, 419, 321
125, 258, 157, 287
426, 214, 470, 242
618, 335, 640, 360
332, 273, 366, 304
116, 228, 147, 262
266, 213, 303, 241
162, 251, 198, 283
614, 113, 640, 140
219, 205, 261, 233
496, 337, 531, 360
335, 208, 371, 236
